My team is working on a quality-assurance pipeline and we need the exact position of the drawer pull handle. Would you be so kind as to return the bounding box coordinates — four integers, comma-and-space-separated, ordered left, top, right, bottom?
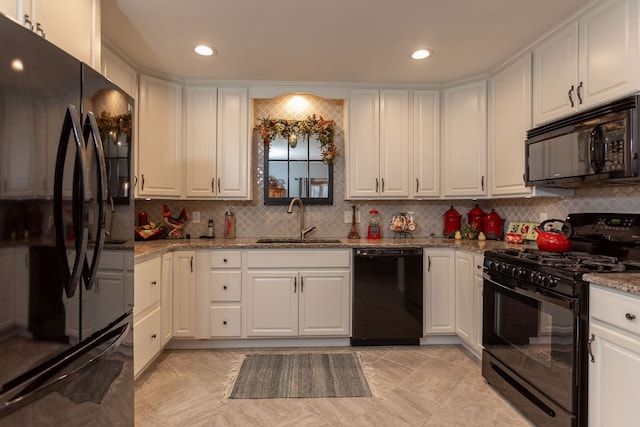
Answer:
223, 321, 227, 325
151, 334, 157, 339
151, 280, 157, 285
626, 313, 637, 321
587, 334, 595, 363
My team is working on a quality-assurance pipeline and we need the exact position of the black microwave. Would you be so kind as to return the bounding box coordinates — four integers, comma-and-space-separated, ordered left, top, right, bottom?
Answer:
525, 94, 640, 188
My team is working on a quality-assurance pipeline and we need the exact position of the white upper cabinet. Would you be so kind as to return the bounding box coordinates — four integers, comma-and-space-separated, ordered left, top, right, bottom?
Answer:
136, 75, 183, 198
348, 89, 410, 199
442, 81, 488, 198
101, 46, 137, 99
216, 87, 250, 199
412, 90, 440, 198
488, 54, 532, 197
533, 0, 639, 126
184, 86, 250, 199
0, 0, 101, 69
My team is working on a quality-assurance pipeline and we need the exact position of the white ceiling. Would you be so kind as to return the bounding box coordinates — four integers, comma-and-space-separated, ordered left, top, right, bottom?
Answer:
102, 0, 592, 85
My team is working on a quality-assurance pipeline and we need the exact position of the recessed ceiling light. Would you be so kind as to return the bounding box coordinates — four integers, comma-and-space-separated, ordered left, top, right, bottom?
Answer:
411, 49, 431, 60
194, 45, 215, 56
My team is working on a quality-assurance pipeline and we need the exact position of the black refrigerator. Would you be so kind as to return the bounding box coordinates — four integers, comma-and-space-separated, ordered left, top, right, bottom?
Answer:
0, 14, 134, 425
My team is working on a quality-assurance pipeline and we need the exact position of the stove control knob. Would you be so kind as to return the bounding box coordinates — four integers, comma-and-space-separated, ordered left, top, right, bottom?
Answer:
511, 267, 523, 278
540, 275, 550, 287
497, 262, 505, 273
531, 272, 540, 284
549, 277, 559, 288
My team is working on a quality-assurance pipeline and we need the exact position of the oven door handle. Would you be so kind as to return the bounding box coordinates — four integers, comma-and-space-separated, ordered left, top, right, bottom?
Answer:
484, 273, 575, 311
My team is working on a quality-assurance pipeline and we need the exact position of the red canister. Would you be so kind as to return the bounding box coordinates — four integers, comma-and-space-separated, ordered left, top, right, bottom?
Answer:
138, 211, 148, 227
467, 204, 485, 233
482, 209, 505, 240
443, 206, 462, 238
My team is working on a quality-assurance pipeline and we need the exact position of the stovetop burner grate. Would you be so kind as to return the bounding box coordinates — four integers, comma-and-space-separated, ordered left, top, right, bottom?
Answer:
491, 248, 630, 273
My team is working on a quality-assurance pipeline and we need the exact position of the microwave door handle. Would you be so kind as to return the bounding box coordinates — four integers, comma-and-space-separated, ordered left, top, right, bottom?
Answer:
81, 112, 108, 291
590, 125, 605, 173
53, 105, 88, 299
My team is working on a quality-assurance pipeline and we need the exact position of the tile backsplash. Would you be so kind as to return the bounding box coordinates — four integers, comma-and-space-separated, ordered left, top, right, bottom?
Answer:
135, 93, 640, 239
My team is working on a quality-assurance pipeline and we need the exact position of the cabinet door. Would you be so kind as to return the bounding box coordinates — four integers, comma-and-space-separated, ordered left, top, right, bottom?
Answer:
246, 271, 298, 336
133, 255, 161, 318
185, 86, 217, 198
455, 251, 473, 344
488, 54, 533, 196
532, 22, 579, 125
14, 246, 28, 328
442, 81, 487, 197
173, 251, 196, 338
424, 249, 455, 335
94, 270, 126, 332
413, 90, 440, 198
0, 248, 16, 330
472, 254, 484, 356
137, 75, 183, 198
298, 270, 350, 336
101, 46, 137, 99
161, 252, 173, 346
379, 90, 410, 198
34, 0, 101, 68
1, 92, 35, 198
216, 87, 249, 198
348, 89, 380, 198
579, 0, 639, 108
133, 306, 161, 377
588, 321, 640, 427
0, 0, 19, 20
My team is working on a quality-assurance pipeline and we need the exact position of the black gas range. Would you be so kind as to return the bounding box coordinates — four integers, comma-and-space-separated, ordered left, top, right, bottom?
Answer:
482, 212, 640, 427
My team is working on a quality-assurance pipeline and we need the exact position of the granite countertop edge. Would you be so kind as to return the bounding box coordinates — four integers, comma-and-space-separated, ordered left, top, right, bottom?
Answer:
583, 272, 640, 296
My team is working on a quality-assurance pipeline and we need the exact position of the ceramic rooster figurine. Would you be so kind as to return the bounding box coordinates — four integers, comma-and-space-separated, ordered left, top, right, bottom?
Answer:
162, 204, 189, 238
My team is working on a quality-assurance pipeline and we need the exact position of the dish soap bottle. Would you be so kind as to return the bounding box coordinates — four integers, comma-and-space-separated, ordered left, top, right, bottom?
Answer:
224, 210, 236, 239
367, 209, 382, 240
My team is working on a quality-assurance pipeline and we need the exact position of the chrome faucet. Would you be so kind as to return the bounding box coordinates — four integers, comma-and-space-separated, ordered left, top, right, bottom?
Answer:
287, 197, 315, 239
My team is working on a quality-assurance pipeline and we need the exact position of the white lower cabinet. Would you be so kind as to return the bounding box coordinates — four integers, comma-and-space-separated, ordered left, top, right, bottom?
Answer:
133, 255, 162, 377
208, 250, 242, 337
160, 252, 173, 346
424, 249, 455, 335
172, 251, 196, 338
454, 250, 484, 358
245, 250, 350, 337
588, 284, 640, 426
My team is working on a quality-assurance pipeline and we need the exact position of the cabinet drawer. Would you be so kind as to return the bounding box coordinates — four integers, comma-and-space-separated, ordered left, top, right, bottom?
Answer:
210, 271, 242, 301
133, 306, 162, 376
134, 256, 161, 316
210, 306, 242, 337
246, 249, 351, 269
591, 285, 640, 336
210, 251, 242, 269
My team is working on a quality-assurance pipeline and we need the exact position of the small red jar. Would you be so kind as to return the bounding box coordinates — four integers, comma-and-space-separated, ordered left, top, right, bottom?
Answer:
138, 211, 148, 227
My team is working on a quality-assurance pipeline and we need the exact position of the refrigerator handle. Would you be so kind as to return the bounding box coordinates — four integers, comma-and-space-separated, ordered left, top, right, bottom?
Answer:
0, 312, 132, 419
81, 112, 108, 291
53, 105, 88, 299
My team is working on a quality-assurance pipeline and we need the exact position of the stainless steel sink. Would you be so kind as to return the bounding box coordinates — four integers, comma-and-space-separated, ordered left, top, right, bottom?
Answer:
255, 238, 341, 244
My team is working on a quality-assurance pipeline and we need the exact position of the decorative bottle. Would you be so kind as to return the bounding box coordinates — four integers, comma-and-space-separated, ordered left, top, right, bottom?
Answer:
224, 211, 236, 239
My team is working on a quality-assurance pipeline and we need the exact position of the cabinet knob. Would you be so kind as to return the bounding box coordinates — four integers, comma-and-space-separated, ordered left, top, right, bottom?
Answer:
151, 280, 157, 285
626, 313, 637, 321
151, 333, 157, 339
223, 321, 227, 325
223, 258, 228, 263
223, 285, 228, 290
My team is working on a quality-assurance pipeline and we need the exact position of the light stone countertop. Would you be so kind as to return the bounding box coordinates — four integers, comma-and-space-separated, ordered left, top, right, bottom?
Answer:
583, 273, 640, 296
133, 236, 524, 262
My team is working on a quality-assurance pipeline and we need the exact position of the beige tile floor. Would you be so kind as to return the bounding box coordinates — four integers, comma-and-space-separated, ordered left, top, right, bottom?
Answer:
135, 345, 533, 426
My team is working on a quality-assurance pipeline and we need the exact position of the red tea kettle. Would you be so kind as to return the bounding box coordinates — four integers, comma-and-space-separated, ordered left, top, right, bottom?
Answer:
536, 219, 573, 252
482, 209, 504, 240
443, 206, 462, 238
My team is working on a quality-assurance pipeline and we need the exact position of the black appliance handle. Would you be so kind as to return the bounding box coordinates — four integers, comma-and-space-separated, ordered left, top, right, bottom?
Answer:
81, 112, 108, 291
590, 124, 606, 173
483, 272, 575, 311
0, 312, 132, 419
53, 105, 88, 299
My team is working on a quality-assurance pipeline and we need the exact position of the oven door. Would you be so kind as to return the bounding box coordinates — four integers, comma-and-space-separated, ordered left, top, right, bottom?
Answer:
482, 272, 578, 413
